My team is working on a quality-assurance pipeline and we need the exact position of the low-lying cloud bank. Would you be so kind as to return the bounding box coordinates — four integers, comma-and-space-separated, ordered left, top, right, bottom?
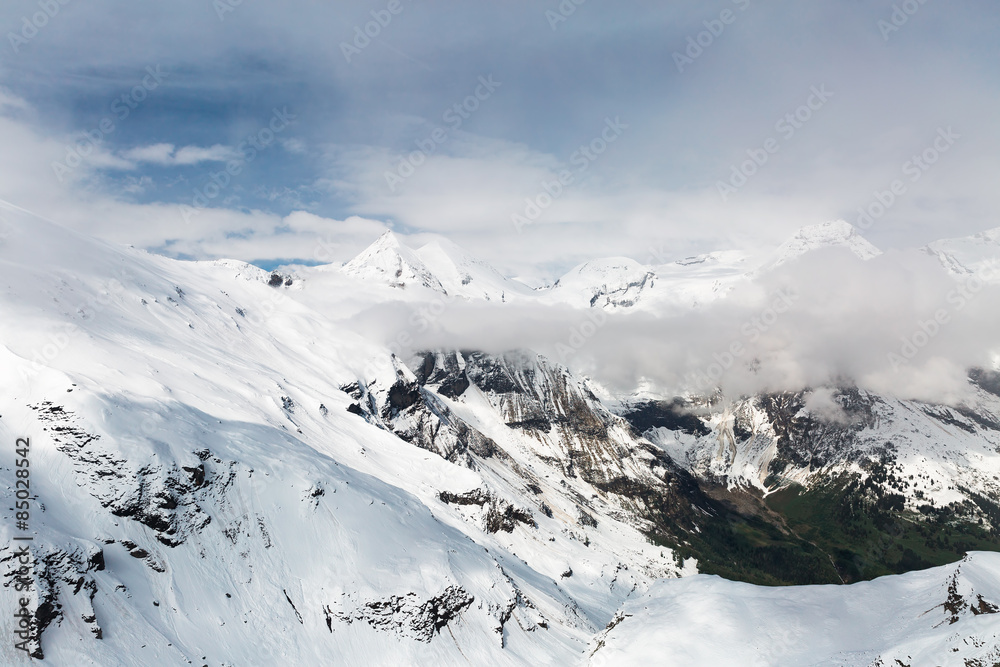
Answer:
347, 248, 1000, 405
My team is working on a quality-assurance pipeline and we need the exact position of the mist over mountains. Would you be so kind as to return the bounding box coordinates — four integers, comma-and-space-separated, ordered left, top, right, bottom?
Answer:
330, 220, 1000, 405
1, 196, 999, 665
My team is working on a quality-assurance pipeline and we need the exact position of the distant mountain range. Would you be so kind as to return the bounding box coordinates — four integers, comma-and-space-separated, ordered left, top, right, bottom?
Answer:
1, 203, 998, 665
335, 219, 999, 312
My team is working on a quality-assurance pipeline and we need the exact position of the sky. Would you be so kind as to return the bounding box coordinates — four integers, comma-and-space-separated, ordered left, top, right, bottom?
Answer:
0, 0, 998, 278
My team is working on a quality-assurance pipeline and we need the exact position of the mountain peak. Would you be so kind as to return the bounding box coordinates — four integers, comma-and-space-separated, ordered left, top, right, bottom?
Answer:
764, 220, 882, 270
372, 229, 402, 248
925, 225, 1000, 280
550, 257, 656, 309
789, 220, 867, 245
343, 230, 444, 292
342, 232, 528, 300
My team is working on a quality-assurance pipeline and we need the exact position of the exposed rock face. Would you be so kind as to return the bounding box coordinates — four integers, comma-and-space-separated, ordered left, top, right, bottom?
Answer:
342, 371, 501, 466
645, 385, 1000, 525
342, 350, 1000, 587
32, 402, 216, 547
341, 349, 726, 554
439, 490, 535, 533
331, 586, 475, 642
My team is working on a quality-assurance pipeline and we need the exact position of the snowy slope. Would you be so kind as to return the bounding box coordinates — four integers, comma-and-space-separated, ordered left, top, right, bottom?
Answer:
0, 208, 689, 665
341, 230, 446, 293
925, 226, 1000, 282
340, 221, 880, 315
539, 222, 881, 312
413, 238, 532, 302
2, 208, 1000, 664
340, 231, 532, 302
588, 552, 1000, 666
543, 251, 751, 313
757, 220, 882, 272
546, 258, 655, 310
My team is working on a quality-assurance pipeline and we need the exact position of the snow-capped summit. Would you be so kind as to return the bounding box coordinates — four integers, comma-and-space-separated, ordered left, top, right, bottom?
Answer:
925, 226, 1000, 282
549, 257, 656, 309
341, 231, 528, 301
411, 237, 531, 301
762, 220, 882, 270
341, 230, 446, 292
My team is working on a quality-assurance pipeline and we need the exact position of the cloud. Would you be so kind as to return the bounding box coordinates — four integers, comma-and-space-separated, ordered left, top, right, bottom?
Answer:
1, 0, 997, 275
282, 138, 307, 155
0, 88, 29, 112
0, 103, 385, 265
345, 247, 1000, 405
120, 143, 238, 166
0, 0, 998, 369
0, 78, 995, 406
803, 388, 850, 423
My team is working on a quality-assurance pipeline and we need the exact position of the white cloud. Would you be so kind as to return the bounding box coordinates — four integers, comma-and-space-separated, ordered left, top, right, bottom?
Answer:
0, 88, 29, 112
282, 138, 307, 155
120, 143, 238, 166
344, 247, 1000, 404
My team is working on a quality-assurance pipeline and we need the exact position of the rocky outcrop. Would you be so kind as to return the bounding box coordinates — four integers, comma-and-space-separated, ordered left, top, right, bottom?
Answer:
32, 403, 220, 546
331, 586, 475, 642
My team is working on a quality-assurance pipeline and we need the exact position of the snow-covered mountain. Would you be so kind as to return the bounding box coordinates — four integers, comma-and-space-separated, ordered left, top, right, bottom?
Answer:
338, 221, 884, 314
925, 226, 1000, 282
2, 207, 999, 665
546, 257, 655, 310
342, 229, 445, 291
542, 251, 752, 312
589, 552, 1000, 666
758, 220, 883, 272
341, 231, 530, 302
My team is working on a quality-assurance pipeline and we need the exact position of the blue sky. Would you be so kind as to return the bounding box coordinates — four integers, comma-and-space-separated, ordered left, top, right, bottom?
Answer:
0, 0, 997, 276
